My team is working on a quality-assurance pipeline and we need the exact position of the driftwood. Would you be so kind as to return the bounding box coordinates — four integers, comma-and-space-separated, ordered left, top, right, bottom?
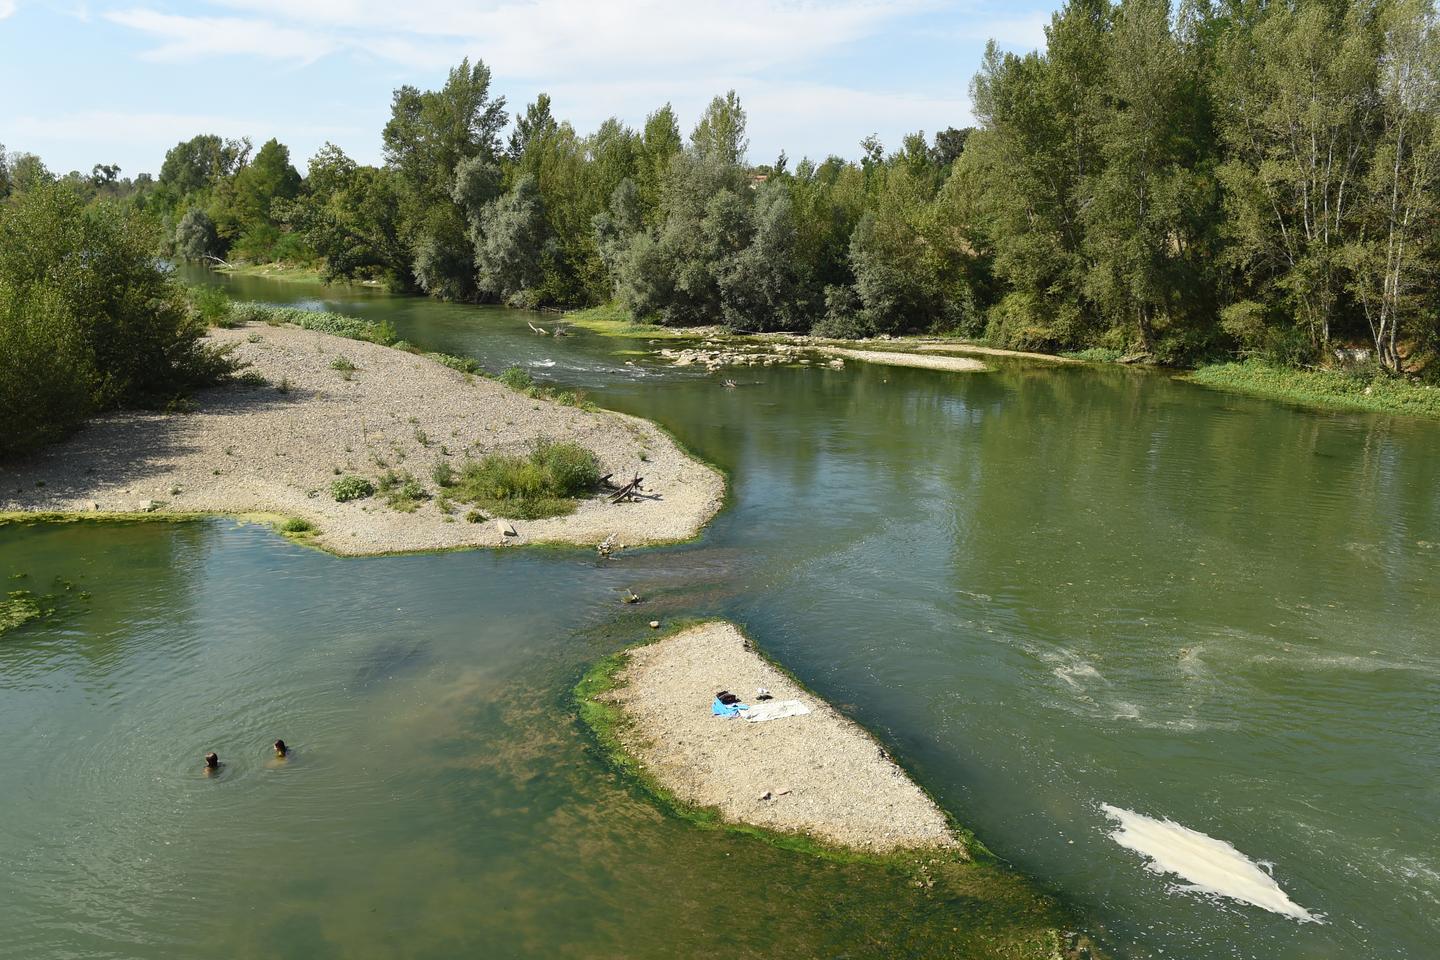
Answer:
202, 255, 235, 269
527, 321, 549, 335
608, 473, 645, 503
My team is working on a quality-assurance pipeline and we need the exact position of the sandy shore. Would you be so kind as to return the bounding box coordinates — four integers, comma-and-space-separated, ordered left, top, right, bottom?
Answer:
818, 347, 987, 373
914, 342, 1085, 364
604, 621, 963, 853
0, 324, 724, 555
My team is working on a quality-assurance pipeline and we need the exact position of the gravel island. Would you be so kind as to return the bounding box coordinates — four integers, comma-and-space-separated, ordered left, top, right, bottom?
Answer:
593, 621, 965, 854
0, 324, 724, 555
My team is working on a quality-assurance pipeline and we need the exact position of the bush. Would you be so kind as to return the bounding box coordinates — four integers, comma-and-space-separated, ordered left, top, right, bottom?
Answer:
451, 440, 600, 519
428, 352, 481, 375
431, 460, 456, 487
279, 517, 315, 534
498, 365, 534, 391
190, 285, 235, 328
331, 475, 375, 502
0, 183, 235, 459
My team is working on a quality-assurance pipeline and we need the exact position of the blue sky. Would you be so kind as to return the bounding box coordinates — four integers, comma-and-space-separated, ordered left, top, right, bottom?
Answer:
0, 1, 1052, 177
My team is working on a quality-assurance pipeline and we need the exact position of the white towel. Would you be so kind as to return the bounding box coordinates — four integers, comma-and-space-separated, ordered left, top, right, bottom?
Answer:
739, 699, 810, 722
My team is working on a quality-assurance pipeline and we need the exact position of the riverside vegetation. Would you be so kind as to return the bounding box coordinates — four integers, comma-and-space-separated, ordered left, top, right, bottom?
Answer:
7, 0, 1440, 411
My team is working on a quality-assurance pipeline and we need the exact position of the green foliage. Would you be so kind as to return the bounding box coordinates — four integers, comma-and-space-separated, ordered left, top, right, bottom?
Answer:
498, 365, 535, 391
189, 285, 234, 327
450, 440, 600, 519
331, 475, 375, 502
174, 208, 221, 260
0, 182, 235, 459
1184, 360, 1440, 418
279, 517, 315, 534
377, 469, 430, 511
428, 352, 481, 374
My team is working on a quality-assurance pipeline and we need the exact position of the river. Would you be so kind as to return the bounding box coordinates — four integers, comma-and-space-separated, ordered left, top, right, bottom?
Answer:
2, 269, 1436, 958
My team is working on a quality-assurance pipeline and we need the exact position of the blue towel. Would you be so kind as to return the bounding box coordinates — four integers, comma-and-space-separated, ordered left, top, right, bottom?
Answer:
712, 697, 748, 717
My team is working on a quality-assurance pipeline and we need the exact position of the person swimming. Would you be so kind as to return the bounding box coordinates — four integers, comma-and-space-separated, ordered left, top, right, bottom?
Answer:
203, 752, 220, 775
273, 739, 288, 759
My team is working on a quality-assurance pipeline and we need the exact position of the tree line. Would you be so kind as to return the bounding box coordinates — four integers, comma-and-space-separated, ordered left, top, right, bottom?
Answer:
5, 0, 1439, 372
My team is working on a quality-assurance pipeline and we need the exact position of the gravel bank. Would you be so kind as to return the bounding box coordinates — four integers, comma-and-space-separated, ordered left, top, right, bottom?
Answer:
818, 347, 988, 373
1, 324, 724, 555
607, 621, 963, 853
914, 342, 1084, 364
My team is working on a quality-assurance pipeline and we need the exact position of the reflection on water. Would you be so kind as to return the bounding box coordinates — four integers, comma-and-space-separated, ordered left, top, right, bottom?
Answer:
2, 268, 1437, 958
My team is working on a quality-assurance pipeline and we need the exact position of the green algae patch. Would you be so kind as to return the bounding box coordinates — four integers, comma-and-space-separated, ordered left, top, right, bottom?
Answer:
1184, 360, 1440, 419
1, 590, 53, 635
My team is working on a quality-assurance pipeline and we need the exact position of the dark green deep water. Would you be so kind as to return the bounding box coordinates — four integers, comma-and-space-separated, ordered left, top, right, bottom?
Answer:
2, 270, 1437, 958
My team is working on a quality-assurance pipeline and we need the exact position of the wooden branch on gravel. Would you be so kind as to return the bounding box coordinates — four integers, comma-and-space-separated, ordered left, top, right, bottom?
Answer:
608, 473, 645, 503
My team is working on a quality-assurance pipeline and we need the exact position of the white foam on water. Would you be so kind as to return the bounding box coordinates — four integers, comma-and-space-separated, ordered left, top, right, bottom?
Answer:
1100, 804, 1321, 923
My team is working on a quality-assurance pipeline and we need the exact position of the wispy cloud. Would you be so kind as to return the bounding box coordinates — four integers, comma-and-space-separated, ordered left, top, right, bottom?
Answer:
108, 0, 928, 74
0, 0, 18, 20
105, 8, 335, 62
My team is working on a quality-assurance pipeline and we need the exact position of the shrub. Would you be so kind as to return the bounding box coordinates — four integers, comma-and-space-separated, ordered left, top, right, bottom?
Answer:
330, 356, 357, 373
498, 365, 535, 391
331, 475, 375, 502
190, 285, 236, 327
451, 440, 600, 519
0, 183, 235, 459
369, 318, 399, 346
431, 461, 456, 487
429, 352, 481, 375
279, 518, 315, 534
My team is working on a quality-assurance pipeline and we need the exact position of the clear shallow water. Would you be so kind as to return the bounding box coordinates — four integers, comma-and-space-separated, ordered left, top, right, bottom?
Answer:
3, 270, 1438, 958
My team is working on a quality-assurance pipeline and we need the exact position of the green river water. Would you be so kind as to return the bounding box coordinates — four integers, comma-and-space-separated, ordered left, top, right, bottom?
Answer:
2, 270, 1437, 959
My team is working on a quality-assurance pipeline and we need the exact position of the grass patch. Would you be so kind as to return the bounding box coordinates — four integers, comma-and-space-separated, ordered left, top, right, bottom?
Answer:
442, 440, 600, 520
331, 475, 375, 502
1184, 360, 1440, 419
564, 303, 693, 338
229, 302, 398, 346
377, 469, 429, 512
1062, 346, 1124, 363
278, 517, 315, 535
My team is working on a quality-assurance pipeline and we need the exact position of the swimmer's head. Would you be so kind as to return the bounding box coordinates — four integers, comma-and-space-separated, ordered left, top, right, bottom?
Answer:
273, 739, 287, 757
204, 752, 219, 769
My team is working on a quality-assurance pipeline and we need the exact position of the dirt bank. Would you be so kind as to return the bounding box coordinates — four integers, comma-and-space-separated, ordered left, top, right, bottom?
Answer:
0, 324, 724, 555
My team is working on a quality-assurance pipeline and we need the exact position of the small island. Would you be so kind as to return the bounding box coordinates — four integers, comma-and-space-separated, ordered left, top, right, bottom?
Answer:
1, 323, 724, 555
582, 621, 965, 854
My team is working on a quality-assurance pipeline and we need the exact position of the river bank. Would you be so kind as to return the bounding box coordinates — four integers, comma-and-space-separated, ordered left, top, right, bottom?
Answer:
1183, 360, 1440, 419
0, 323, 724, 555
